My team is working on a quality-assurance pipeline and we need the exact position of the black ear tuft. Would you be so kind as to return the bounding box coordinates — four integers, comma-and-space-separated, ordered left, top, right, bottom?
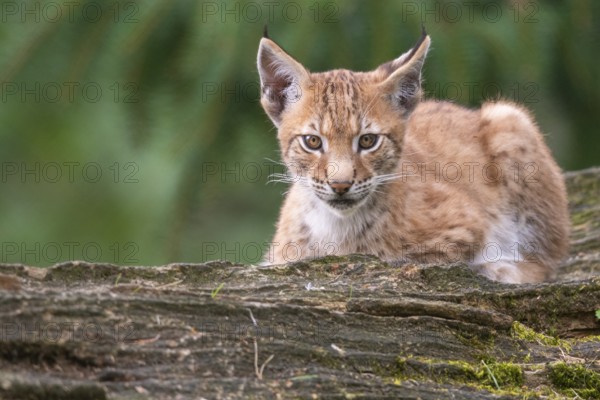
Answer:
401, 26, 429, 69
263, 24, 269, 39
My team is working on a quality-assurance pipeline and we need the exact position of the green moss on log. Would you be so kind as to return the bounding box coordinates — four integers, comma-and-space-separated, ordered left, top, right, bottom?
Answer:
548, 362, 600, 399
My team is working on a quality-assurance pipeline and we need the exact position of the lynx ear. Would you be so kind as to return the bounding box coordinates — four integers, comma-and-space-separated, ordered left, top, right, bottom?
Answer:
378, 29, 431, 115
257, 36, 310, 127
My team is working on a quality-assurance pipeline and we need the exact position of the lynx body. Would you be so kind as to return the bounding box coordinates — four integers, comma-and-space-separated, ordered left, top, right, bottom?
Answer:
257, 31, 569, 283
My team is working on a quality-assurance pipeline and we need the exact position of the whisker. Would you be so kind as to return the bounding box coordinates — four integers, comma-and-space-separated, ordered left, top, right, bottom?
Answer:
374, 173, 417, 182
268, 173, 293, 180
263, 157, 287, 167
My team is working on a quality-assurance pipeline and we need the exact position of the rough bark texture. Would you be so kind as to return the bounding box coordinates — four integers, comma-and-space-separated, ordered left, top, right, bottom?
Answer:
0, 168, 599, 399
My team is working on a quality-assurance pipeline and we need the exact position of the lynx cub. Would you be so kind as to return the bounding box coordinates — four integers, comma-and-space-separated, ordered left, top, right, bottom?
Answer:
257, 29, 569, 283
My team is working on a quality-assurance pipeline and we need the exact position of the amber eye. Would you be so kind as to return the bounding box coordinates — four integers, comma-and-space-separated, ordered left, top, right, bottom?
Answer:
358, 134, 378, 150
302, 135, 322, 151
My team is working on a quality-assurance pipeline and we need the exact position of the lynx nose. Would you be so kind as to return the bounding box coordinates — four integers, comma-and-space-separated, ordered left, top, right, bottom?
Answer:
329, 180, 353, 195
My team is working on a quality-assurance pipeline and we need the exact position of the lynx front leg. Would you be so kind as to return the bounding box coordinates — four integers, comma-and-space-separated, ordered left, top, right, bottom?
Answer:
471, 261, 550, 284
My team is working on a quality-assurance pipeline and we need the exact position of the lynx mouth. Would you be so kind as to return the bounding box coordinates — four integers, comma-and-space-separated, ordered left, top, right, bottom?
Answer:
314, 191, 371, 214
327, 198, 358, 209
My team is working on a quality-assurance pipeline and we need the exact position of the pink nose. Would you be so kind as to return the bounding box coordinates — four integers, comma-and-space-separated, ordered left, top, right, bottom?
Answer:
329, 181, 352, 195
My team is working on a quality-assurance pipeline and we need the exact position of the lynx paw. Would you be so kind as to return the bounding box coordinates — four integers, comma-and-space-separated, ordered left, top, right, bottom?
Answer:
471, 261, 549, 284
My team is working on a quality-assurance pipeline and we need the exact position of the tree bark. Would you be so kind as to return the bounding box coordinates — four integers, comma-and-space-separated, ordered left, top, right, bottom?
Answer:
1, 168, 599, 399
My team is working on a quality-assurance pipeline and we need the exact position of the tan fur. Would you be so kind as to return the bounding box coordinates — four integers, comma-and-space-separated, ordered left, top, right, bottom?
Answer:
257, 33, 569, 284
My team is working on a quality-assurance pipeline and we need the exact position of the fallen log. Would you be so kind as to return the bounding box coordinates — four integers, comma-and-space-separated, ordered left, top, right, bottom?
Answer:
0, 168, 599, 399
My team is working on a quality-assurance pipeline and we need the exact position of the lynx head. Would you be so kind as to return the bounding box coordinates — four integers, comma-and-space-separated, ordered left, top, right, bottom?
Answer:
258, 29, 430, 216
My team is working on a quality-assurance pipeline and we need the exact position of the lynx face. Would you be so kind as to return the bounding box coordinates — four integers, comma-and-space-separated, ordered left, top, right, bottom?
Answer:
279, 77, 407, 215
258, 30, 430, 216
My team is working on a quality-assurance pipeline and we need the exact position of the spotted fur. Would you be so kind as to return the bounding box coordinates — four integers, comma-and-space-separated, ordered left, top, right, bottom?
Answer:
257, 32, 569, 283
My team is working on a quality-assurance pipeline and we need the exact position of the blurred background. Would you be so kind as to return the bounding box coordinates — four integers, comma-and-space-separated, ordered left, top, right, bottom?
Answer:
0, 0, 598, 266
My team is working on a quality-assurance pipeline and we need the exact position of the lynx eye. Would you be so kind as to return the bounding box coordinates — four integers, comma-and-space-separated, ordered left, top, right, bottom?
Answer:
358, 134, 378, 150
302, 135, 322, 151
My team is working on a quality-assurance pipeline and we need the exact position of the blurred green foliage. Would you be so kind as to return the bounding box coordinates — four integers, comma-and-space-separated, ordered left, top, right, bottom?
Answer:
0, 0, 598, 266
